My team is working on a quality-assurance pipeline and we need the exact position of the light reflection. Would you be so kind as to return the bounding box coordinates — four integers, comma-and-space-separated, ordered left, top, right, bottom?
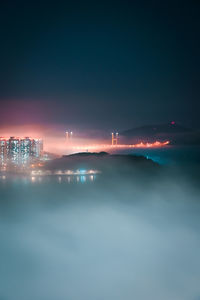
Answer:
0, 173, 97, 184
30, 169, 100, 176
80, 175, 86, 183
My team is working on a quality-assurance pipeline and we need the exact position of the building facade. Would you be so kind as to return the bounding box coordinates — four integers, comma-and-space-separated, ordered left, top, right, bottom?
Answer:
0, 138, 8, 166
0, 137, 43, 165
31, 139, 43, 158
8, 137, 21, 164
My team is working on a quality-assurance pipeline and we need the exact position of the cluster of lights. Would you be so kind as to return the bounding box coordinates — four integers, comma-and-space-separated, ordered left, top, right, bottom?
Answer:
0, 136, 43, 165
31, 169, 100, 176
30, 174, 95, 184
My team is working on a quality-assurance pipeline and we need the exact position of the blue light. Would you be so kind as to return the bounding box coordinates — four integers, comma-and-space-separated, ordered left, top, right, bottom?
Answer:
80, 175, 86, 183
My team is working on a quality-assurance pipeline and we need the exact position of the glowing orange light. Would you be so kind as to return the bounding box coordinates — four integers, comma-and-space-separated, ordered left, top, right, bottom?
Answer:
71, 141, 170, 152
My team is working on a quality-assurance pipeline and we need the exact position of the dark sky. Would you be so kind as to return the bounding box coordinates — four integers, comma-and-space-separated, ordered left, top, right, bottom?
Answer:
0, 0, 200, 130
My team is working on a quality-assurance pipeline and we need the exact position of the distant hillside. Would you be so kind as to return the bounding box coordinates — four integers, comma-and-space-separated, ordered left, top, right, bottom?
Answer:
121, 123, 200, 145
43, 152, 158, 176
122, 123, 191, 136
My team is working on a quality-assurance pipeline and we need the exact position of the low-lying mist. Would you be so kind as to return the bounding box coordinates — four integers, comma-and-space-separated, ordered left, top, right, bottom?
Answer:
0, 164, 200, 300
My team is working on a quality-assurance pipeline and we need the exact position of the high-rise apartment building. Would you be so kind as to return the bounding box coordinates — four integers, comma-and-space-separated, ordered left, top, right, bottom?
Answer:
0, 138, 8, 165
21, 137, 32, 164
0, 137, 43, 165
8, 137, 21, 164
31, 139, 43, 158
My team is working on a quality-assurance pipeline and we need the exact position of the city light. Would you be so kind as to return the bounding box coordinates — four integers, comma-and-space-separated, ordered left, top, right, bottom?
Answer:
31, 169, 100, 176
0, 137, 43, 166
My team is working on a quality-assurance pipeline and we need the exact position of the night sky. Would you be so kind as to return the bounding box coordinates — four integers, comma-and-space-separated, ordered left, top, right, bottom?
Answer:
0, 1, 200, 131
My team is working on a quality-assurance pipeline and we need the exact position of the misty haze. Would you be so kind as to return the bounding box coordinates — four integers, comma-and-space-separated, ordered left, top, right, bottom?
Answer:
0, 153, 200, 300
1, 1, 200, 299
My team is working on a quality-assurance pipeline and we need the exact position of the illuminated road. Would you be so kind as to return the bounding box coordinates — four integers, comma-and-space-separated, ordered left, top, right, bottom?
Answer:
72, 141, 170, 152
